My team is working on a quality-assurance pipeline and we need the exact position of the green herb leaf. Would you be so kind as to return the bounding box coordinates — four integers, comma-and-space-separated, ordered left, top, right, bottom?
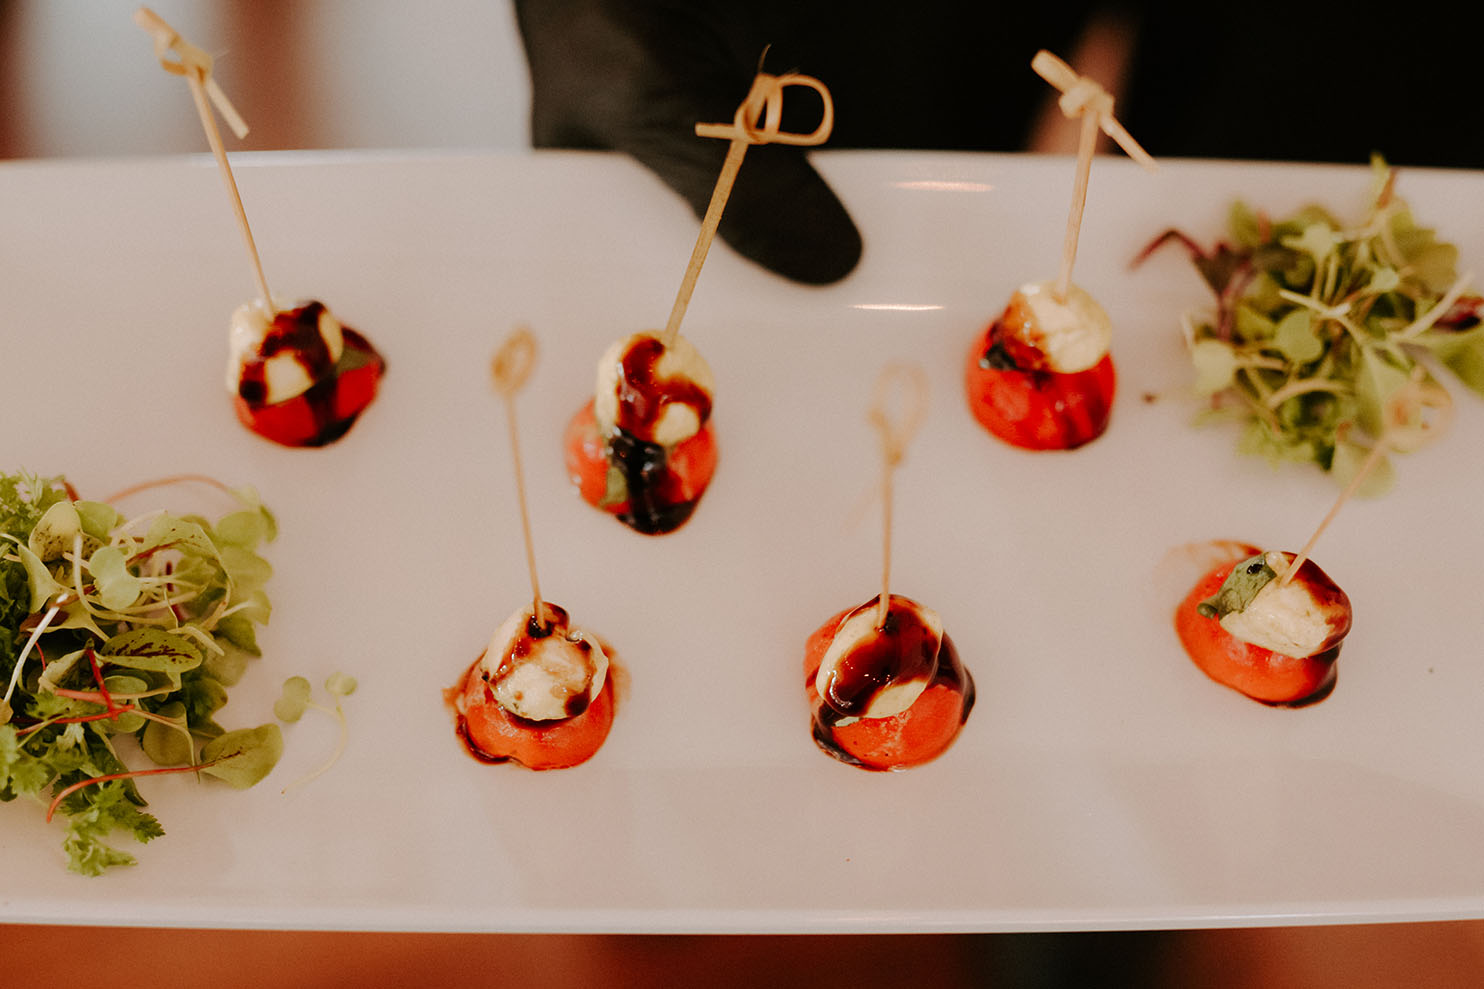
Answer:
0, 471, 281, 873
10, 539, 67, 613
276, 673, 356, 795
1272, 309, 1324, 364
1145, 159, 1479, 492
141, 701, 194, 766
88, 545, 143, 612
101, 628, 203, 677
1190, 339, 1238, 396
214, 613, 262, 657
1354, 347, 1411, 439
180, 675, 229, 738
101, 675, 149, 733
1281, 222, 1338, 265
274, 676, 312, 722
200, 725, 283, 789
27, 502, 83, 562
1196, 554, 1277, 619
61, 780, 162, 876
1415, 322, 1484, 396
213, 509, 270, 550
598, 465, 628, 508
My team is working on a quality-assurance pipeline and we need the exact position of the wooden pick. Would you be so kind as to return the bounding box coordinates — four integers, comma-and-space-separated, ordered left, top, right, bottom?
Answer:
661, 69, 835, 348
491, 327, 546, 624
867, 362, 929, 629
134, 6, 273, 312
1030, 49, 1156, 302
1280, 373, 1453, 585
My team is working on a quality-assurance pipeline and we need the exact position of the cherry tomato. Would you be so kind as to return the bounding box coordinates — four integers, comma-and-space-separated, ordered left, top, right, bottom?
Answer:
454, 659, 616, 771
803, 607, 974, 771
963, 323, 1115, 451
563, 398, 717, 534
234, 328, 385, 447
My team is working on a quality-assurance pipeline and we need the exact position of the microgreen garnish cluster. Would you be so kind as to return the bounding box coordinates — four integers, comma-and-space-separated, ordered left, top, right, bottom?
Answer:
1141, 157, 1483, 493
0, 471, 282, 875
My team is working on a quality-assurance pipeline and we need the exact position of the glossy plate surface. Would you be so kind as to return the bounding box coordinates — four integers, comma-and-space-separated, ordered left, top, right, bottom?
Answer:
2, 150, 1482, 932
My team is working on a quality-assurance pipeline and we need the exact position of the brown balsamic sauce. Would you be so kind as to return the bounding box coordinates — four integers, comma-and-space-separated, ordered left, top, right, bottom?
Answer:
445, 655, 513, 765
605, 428, 698, 535
817, 603, 941, 723
810, 632, 975, 771
614, 336, 711, 441
308, 328, 384, 445
237, 302, 334, 404
1285, 557, 1353, 643
979, 306, 1052, 374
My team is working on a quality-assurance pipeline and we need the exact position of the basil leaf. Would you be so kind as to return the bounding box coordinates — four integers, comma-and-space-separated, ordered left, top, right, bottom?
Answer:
1197, 554, 1277, 619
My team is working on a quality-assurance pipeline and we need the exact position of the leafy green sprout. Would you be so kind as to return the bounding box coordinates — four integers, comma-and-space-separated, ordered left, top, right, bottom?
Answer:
1142, 156, 1483, 495
274, 673, 357, 795
45, 723, 283, 823
0, 472, 283, 874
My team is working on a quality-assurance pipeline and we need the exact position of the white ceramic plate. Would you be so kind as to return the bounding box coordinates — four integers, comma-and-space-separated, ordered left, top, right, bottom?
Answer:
2, 150, 1483, 933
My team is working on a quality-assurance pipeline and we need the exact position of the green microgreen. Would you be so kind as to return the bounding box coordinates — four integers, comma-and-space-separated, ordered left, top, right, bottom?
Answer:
0, 471, 283, 874
274, 673, 357, 795
1140, 156, 1482, 492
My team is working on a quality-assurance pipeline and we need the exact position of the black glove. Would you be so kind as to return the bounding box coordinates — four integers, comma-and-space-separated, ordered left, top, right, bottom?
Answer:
512, 1, 1099, 285
512, 0, 861, 284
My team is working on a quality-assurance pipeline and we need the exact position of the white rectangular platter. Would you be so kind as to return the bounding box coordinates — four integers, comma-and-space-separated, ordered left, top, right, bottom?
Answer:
2, 150, 1482, 932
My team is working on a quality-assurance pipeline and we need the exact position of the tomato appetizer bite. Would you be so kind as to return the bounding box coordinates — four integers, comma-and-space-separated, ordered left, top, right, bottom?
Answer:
1174, 545, 1352, 706
804, 595, 975, 771
451, 603, 616, 770
133, 11, 387, 449
963, 51, 1153, 452
564, 330, 717, 534
965, 280, 1117, 451
229, 299, 385, 447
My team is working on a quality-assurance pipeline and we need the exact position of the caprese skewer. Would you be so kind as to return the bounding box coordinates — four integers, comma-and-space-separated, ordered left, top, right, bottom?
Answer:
136, 8, 384, 448
451, 329, 616, 769
1175, 546, 1350, 705
965, 50, 1154, 451
565, 68, 833, 533
1174, 376, 1449, 704
805, 364, 974, 770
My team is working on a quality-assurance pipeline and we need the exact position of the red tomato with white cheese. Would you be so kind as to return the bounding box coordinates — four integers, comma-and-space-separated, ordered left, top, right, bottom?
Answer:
1174, 546, 1351, 706
803, 597, 974, 771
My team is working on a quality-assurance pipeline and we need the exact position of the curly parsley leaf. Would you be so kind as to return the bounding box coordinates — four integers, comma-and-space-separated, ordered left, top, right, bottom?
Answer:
60, 781, 164, 877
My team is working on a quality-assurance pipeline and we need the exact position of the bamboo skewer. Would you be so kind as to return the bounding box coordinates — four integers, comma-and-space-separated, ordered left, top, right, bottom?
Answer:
1280, 375, 1453, 586
662, 69, 835, 347
491, 328, 546, 625
1030, 49, 1156, 302
868, 363, 929, 629
134, 6, 273, 312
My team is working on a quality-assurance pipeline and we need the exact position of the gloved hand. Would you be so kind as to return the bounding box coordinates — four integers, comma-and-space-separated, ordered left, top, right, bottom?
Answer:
512, 0, 1099, 285
512, 0, 862, 284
